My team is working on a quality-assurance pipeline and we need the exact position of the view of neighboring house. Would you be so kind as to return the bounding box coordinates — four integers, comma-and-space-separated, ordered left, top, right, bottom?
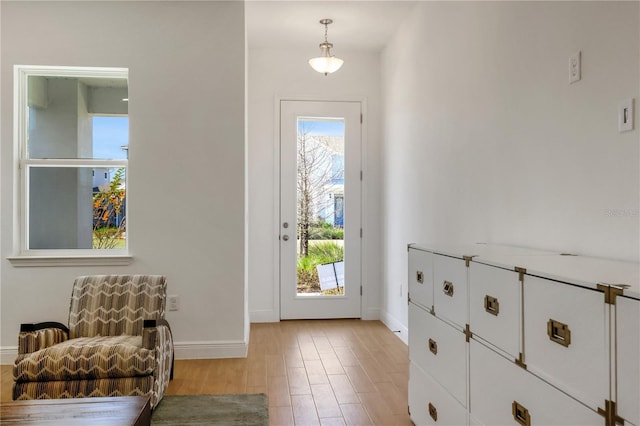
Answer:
92, 146, 128, 191
299, 133, 345, 228
92, 168, 113, 191
313, 136, 345, 228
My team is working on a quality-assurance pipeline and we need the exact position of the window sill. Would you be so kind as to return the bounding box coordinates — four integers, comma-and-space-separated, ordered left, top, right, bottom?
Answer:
7, 255, 133, 267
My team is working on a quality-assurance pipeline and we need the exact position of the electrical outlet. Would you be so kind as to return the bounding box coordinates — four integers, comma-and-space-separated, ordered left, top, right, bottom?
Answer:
168, 295, 180, 311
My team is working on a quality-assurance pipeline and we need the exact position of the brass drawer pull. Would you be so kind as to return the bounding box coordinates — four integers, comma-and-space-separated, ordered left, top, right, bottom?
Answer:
416, 271, 424, 284
484, 295, 499, 316
442, 281, 454, 297
547, 319, 571, 347
428, 402, 438, 421
428, 338, 438, 355
512, 401, 531, 426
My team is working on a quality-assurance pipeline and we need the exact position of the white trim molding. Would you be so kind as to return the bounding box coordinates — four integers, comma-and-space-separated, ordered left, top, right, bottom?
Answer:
1, 347, 19, 365
8, 255, 133, 267
173, 340, 248, 360
12, 65, 130, 262
274, 96, 370, 320
380, 310, 408, 345
1, 340, 249, 365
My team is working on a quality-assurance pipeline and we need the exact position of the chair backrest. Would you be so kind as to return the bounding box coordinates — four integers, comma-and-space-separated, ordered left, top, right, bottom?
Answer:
68, 275, 167, 338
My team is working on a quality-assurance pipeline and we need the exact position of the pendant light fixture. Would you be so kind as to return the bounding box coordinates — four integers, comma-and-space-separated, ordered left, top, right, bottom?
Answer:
308, 18, 344, 76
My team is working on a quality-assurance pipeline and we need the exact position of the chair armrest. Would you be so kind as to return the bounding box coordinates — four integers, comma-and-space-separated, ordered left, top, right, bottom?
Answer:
142, 318, 174, 381
141, 319, 172, 349
18, 322, 69, 355
143, 319, 171, 329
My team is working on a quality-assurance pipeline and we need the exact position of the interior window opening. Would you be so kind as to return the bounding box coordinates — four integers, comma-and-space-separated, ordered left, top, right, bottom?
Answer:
17, 66, 129, 255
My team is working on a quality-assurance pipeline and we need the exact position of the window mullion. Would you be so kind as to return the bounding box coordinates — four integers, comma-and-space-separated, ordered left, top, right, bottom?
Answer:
24, 159, 128, 168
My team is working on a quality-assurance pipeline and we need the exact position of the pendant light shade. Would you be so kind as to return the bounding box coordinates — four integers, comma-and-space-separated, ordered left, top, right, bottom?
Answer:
309, 19, 343, 75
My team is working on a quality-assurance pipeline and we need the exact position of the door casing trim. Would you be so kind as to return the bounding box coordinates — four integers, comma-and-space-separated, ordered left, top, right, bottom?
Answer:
273, 96, 369, 321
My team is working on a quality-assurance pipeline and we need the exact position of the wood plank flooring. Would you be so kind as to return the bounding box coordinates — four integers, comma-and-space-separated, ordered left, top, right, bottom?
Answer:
1, 319, 411, 425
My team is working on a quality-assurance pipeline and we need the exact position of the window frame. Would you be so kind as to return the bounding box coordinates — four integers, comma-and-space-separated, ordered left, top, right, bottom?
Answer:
9, 65, 132, 266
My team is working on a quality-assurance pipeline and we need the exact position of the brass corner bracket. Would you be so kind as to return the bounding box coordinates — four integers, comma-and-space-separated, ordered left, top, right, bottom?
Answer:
598, 400, 625, 426
464, 324, 473, 342
597, 283, 628, 305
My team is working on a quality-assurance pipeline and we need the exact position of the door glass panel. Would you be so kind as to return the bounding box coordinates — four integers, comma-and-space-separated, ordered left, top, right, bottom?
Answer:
296, 118, 345, 296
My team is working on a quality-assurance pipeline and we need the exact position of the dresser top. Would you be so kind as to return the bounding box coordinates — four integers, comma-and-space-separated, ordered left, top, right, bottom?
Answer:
408, 243, 558, 258
476, 253, 639, 299
408, 243, 640, 299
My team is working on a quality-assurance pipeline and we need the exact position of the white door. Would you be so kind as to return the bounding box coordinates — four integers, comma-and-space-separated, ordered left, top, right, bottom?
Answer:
280, 100, 362, 319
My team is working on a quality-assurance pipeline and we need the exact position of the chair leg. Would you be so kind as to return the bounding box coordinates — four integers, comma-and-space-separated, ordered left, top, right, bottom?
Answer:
170, 353, 175, 380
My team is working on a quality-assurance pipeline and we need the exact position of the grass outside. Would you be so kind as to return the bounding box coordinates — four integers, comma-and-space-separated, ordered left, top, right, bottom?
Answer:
297, 240, 344, 295
93, 234, 126, 249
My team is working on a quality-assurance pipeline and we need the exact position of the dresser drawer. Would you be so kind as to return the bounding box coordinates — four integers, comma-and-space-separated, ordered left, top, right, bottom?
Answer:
469, 262, 521, 360
409, 302, 467, 406
469, 339, 602, 425
409, 248, 434, 311
409, 362, 468, 426
433, 254, 468, 330
523, 275, 609, 410
616, 296, 639, 426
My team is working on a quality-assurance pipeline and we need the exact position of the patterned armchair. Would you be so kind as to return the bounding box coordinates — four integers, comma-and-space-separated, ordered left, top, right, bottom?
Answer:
13, 275, 174, 408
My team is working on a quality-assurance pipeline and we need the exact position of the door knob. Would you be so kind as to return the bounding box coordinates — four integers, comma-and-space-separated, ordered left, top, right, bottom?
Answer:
282, 235, 289, 241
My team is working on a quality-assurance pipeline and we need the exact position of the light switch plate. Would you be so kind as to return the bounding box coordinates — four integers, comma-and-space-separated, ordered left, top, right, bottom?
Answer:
619, 98, 634, 133
168, 295, 180, 311
569, 51, 581, 84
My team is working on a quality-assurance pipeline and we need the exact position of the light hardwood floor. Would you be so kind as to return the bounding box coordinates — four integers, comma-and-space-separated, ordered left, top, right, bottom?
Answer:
1, 320, 411, 426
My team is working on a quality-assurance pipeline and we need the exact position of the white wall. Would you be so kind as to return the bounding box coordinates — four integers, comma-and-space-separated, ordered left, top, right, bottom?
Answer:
1, 1, 247, 362
248, 47, 383, 322
381, 1, 640, 342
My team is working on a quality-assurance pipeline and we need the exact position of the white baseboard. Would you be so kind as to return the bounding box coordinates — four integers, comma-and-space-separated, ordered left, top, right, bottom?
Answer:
249, 307, 380, 322
1, 340, 249, 365
1, 347, 18, 365
173, 340, 248, 359
249, 309, 278, 323
380, 310, 408, 345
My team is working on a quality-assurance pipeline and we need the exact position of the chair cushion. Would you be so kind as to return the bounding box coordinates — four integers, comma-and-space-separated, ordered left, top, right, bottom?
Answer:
14, 335, 155, 382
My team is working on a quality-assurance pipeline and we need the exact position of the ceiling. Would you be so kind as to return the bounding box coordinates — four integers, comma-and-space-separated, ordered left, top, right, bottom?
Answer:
245, 1, 417, 51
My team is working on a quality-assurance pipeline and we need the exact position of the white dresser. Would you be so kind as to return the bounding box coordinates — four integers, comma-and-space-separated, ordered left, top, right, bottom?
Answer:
408, 244, 639, 426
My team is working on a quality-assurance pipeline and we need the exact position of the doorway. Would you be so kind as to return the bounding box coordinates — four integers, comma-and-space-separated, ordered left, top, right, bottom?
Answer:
279, 100, 362, 319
